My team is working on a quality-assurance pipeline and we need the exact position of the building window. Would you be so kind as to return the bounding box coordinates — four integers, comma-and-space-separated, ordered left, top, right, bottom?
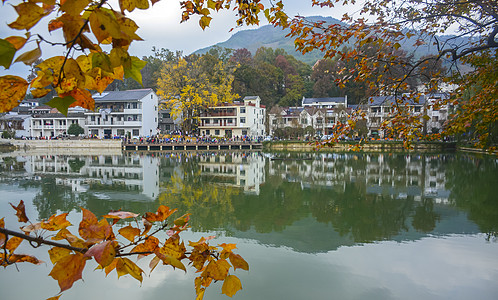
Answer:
132, 129, 139, 136
227, 119, 233, 124
240, 107, 246, 113
272, 119, 277, 125
205, 119, 210, 124
240, 117, 245, 124
206, 129, 210, 135
215, 129, 220, 135
301, 118, 307, 125
242, 130, 247, 135
162, 113, 170, 118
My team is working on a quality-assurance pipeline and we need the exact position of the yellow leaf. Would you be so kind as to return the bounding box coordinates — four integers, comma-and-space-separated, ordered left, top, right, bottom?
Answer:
61, 0, 90, 16
221, 275, 242, 297
48, 247, 72, 264
201, 259, 230, 281
118, 225, 140, 242
228, 253, 249, 271
116, 257, 144, 282
0, 75, 28, 113
8, 2, 51, 30
41, 213, 72, 231
89, 8, 122, 43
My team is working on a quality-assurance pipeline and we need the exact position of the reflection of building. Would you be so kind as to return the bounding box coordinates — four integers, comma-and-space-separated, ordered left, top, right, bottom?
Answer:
21, 154, 159, 200
268, 153, 451, 203
198, 152, 265, 194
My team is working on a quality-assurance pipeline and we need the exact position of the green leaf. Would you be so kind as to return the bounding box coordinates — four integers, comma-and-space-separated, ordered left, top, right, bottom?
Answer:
124, 56, 146, 86
0, 39, 17, 69
46, 96, 76, 116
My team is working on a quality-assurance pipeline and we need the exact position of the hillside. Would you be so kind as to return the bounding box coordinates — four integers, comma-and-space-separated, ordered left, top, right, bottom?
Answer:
194, 16, 473, 66
194, 16, 344, 65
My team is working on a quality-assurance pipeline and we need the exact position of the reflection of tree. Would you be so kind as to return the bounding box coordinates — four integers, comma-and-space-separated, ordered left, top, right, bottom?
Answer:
30, 176, 85, 219
157, 156, 240, 232
68, 158, 85, 173
412, 199, 440, 233
445, 154, 498, 239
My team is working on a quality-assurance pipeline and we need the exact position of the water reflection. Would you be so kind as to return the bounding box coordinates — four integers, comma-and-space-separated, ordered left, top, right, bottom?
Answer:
0, 151, 496, 252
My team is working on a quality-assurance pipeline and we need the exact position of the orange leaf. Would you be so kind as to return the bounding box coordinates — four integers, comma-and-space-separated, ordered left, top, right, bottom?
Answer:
49, 252, 88, 292
118, 225, 140, 242
0, 218, 6, 247
46, 296, 62, 300
221, 275, 242, 297
61, 88, 95, 111
6, 254, 43, 265
41, 213, 72, 231
228, 253, 249, 271
84, 240, 116, 267
160, 235, 187, 260
132, 235, 159, 254
5, 36, 27, 50
0, 75, 29, 113
144, 205, 177, 222
10, 200, 29, 223
78, 207, 113, 242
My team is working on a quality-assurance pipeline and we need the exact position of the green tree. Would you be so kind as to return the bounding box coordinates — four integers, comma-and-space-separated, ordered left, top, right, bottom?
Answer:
67, 123, 84, 136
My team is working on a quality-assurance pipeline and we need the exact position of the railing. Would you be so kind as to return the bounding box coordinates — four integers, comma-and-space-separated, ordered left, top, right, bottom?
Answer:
200, 112, 237, 117
87, 121, 125, 126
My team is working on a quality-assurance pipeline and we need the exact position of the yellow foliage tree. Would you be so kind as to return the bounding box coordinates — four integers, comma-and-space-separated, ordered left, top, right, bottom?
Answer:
156, 55, 238, 134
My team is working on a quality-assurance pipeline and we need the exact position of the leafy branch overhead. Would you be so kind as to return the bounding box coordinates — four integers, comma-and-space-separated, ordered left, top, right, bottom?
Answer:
0, 200, 248, 300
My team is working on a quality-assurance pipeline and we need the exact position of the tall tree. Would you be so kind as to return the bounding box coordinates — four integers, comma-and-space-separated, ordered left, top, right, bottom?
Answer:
156, 54, 238, 134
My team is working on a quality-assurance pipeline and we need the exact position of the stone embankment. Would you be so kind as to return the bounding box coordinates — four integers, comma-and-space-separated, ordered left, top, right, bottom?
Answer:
0, 138, 122, 150
265, 141, 457, 152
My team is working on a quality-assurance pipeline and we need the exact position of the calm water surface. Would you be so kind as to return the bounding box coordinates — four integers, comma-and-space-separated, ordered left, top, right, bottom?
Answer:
0, 150, 497, 300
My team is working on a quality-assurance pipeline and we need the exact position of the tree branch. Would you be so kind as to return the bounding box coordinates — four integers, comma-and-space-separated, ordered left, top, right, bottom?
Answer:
0, 227, 86, 253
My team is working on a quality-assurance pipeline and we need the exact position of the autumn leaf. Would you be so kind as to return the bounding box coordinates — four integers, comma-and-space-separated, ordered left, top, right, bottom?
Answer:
201, 259, 231, 281
78, 207, 113, 243
0, 76, 28, 113
48, 247, 72, 264
49, 252, 89, 292
160, 235, 187, 260
5, 254, 43, 265
84, 240, 117, 267
60, 0, 91, 17
8, 2, 51, 30
228, 253, 249, 271
222, 275, 242, 297
118, 225, 140, 242
46, 296, 62, 300
6, 236, 24, 253
144, 205, 177, 222
41, 213, 72, 231
14, 44, 42, 65
116, 257, 144, 282
154, 250, 187, 271
5, 36, 27, 50
10, 200, 29, 223
131, 235, 159, 254
104, 210, 140, 220
123, 56, 147, 86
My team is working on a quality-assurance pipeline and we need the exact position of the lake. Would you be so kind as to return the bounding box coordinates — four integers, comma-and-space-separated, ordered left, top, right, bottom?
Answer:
0, 150, 497, 300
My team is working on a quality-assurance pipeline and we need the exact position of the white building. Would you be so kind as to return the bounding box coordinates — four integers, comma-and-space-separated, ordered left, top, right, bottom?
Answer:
302, 96, 348, 109
198, 96, 266, 138
86, 89, 159, 138
30, 109, 86, 138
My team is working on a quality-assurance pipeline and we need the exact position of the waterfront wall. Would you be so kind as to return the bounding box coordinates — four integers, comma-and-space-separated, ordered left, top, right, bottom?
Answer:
0, 138, 122, 150
265, 141, 456, 152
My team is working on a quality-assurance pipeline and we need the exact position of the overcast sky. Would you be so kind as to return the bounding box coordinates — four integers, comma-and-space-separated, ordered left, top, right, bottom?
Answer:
0, 0, 361, 77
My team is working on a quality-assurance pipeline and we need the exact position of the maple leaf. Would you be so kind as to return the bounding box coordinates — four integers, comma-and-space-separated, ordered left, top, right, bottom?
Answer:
49, 253, 89, 292
78, 208, 113, 243
144, 205, 177, 222
48, 247, 72, 265
10, 200, 29, 223
228, 253, 249, 271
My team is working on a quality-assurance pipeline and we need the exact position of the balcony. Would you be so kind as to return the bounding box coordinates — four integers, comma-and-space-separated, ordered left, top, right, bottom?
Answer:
87, 121, 125, 126
200, 111, 237, 117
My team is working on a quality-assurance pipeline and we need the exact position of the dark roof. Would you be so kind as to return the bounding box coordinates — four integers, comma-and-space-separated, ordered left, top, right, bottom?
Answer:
302, 97, 346, 105
93, 89, 154, 102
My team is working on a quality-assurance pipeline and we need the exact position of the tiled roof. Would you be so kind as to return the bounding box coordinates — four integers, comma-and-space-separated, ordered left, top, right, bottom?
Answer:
302, 97, 346, 104
93, 89, 154, 101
